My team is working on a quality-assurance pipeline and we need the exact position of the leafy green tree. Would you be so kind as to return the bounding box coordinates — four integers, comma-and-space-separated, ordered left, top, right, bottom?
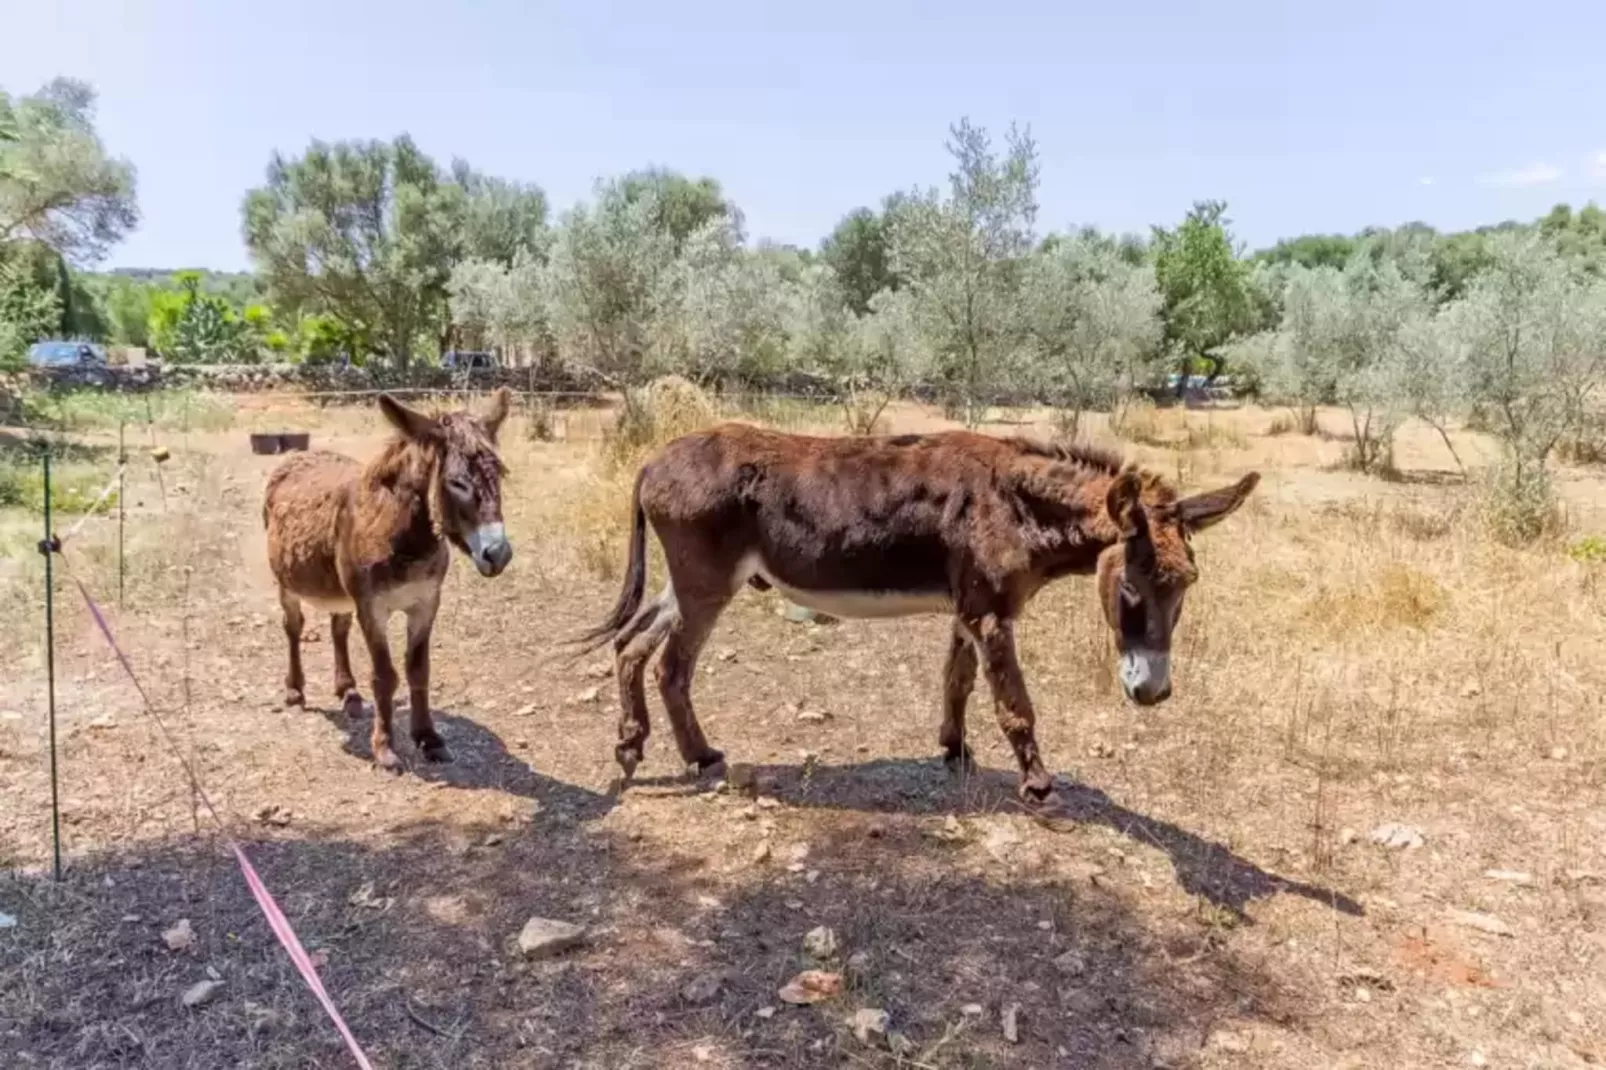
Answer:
889, 118, 1039, 425
147, 270, 262, 363
820, 205, 903, 315
618, 168, 732, 251
0, 78, 137, 263
0, 254, 61, 366
242, 136, 465, 369
1151, 200, 1255, 390
451, 160, 549, 267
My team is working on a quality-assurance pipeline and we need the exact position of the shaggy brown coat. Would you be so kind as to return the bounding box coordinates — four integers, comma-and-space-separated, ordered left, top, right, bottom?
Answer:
264, 390, 512, 770
580, 423, 1258, 800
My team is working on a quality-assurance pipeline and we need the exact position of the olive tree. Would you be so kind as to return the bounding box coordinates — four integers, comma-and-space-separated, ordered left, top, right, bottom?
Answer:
889, 118, 1039, 425
666, 217, 791, 384
1019, 235, 1163, 437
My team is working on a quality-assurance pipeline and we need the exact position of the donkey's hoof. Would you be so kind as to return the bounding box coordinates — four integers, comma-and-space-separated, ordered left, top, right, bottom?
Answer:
373, 745, 402, 773
339, 692, 366, 720
942, 743, 976, 774
615, 744, 642, 780
416, 733, 452, 764
1017, 773, 1056, 805
284, 689, 305, 708
691, 749, 725, 776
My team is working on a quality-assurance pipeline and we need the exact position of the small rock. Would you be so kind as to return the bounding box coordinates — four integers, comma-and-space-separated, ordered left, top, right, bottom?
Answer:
803, 926, 839, 960
889, 1032, 916, 1057
163, 918, 195, 952
756, 796, 781, 810
513, 703, 538, 717
961, 1003, 985, 1017
1550, 746, 1568, 761
691, 1043, 714, 1062
254, 805, 292, 827
797, 710, 828, 724
1460, 682, 1481, 698
0, 912, 16, 929
716, 648, 737, 662
778, 969, 843, 1005
928, 814, 967, 842
1369, 823, 1425, 850
846, 950, 872, 972
755, 1005, 776, 1020
726, 762, 757, 792
787, 862, 806, 874
1469, 1051, 1487, 1067
805, 869, 820, 884
1447, 909, 1514, 937
516, 917, 587, 959
1339, 827, 1358, 846
681, 973, 723, 1005
1053, 950, 1086, 977
87, 714, 117, 731
1002, 1002, 1021, 1044
850, 1007, 890, 1047
788, 842, 811, 864
1210, 1030, 1250, 1053
782, 603, 819, 624
575, 685, 601, 704
1089, 740, 1115, 758
752, 842, 771, 864
181, 979, 224, 1007
1483, 869, 1534, 885
983, 824, 1023, 865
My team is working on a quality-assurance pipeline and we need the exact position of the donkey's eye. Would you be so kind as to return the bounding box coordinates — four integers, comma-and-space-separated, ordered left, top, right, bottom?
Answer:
1119, 581, 1141, 606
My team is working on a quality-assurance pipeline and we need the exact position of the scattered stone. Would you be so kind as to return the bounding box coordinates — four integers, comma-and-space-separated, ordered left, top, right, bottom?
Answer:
1002, 1003, 1021, 1044
516, 917, 587, 959
756, 796, 781, 810
716, 648, 737, 662
181, 979, 224, 1008
574, 685, 602, 704
163, 918, 195, 952
1369, 823, 1425, 850
1053, 950, 1086, 977
1460, 682, 1481, 698
803, 926, 839, 960
1447, 909, 1514, 937
513, 703, 538, 717
726, 762, 757, 792
849, 1007, 890, 1047
846, 950, 872, 972
888, 1032, 916, 1057
788, 842, 811, 864
1089, 740, 1115, 759
254, 804, 292, 827
782, 603, 821, 624
1469, 1051, 1487, 1067
1550, 746, 1568, 761
0, 709, 22, 722
681, 973, 723, 1005
1338, 827, 1359, 846
347, 882, 393, 911
0, 912, 16, 929
983, 823, 1023, 865
777, 969, 843, 1005
1210, 1030, 1250, 1053
960, 1003, 985, 1017
805, 869, 821, 884
585, 661, 611, 679
755, 1005, 776, 1020
927, 814, 968, 843
796, 709, 828, 725
1483, 869, 1534, 885
751, 842, 771, 864
87, 714, 117, 731
691, 1043, 714, 1062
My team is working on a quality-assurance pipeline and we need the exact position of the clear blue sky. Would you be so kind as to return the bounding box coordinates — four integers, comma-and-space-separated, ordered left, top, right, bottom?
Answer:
10, 0, 1606, 271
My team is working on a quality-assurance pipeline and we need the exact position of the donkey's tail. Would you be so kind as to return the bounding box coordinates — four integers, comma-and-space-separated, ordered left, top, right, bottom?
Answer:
571, 466, 650, 656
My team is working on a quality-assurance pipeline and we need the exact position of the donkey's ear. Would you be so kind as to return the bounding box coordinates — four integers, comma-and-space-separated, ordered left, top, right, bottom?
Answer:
1106, 470, 1145, 538
478, 386, 511, 441
377, 394, 440, 443
1178, 471, 1261, 533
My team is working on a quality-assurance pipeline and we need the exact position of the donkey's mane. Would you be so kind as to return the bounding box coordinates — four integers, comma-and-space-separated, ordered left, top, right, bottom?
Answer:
1004, 436, 1126, 475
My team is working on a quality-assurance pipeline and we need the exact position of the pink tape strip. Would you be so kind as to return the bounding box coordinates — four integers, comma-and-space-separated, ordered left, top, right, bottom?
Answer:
70, 575, 377, 1070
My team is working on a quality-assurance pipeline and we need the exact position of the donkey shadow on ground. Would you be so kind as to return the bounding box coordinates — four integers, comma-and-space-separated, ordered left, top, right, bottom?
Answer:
314, 703, 615, 821
636, 754, 1363, 923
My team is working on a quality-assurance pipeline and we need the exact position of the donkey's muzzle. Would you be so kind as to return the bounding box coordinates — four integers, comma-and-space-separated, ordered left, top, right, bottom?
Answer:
1118, 649, 1171, 707
467, 523, 512, 577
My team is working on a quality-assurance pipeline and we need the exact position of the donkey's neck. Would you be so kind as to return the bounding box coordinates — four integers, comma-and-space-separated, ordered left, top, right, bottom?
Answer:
1010, 461, 1124, 578
356, 438, 445, 557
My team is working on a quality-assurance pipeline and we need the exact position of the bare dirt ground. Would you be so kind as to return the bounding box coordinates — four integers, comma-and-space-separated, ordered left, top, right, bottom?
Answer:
2, 393, 1604, 1069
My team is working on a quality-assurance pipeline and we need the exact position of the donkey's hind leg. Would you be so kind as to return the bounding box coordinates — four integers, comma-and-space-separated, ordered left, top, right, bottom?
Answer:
612, 588, 676, 780
655, 590, 730, 774
278, 586, 306, 707
330, 612, 364, 719
939, 621, 978, 772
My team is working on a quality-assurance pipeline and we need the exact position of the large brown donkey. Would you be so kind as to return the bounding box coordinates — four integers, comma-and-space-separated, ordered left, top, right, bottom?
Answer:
264, 388, 513, 771
579, 423, 1258, 802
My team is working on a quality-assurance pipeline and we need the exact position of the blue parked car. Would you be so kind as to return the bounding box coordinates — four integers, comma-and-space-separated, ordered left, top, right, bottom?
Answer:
26, 340, 115, 386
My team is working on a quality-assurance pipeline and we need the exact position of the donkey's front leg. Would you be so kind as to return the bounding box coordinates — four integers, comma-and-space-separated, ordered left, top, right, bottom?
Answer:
404, 594, 449, 763
939, 621, 978, 772
964, 613, 1054, 802
354, 602, 402, 772
330, 612, 364, 720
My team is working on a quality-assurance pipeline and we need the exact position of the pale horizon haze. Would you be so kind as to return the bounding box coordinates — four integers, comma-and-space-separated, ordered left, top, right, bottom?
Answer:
8, 0, 1606, 271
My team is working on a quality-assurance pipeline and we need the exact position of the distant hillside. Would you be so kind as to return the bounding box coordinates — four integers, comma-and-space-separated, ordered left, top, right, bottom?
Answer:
90, 268, 262, 303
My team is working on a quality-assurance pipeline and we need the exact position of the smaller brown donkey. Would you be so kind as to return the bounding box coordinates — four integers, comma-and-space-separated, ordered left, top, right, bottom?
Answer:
264, 389, 513, 771
579, 424, 1259, 802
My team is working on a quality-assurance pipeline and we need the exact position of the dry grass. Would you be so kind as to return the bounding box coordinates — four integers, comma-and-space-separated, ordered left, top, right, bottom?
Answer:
3, 395, 1606, 1069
